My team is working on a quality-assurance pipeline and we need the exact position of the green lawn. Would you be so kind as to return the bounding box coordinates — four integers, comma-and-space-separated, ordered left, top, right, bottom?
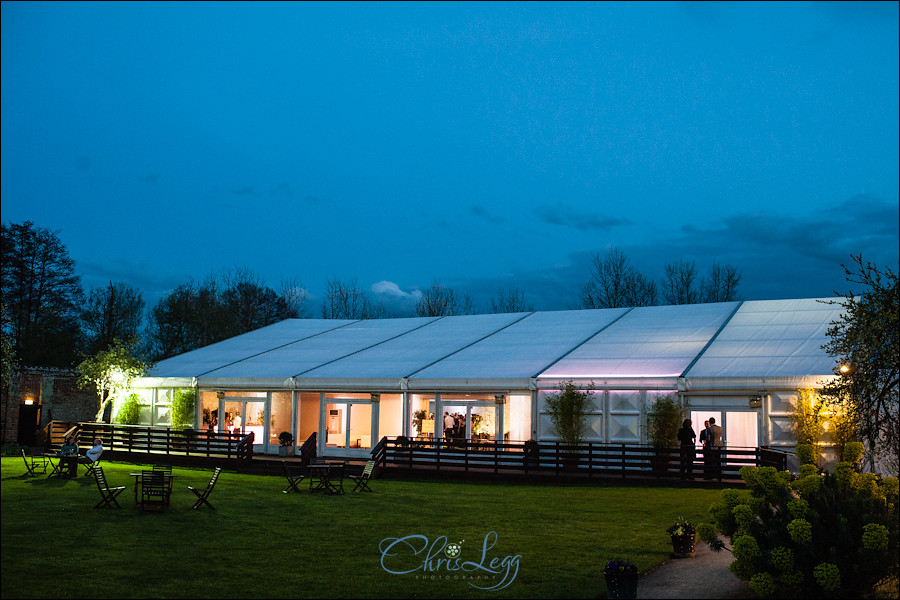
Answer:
1, 457, 726, 599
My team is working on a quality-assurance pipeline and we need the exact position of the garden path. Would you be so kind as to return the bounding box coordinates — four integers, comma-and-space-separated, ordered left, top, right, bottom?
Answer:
636, 541, 752, 599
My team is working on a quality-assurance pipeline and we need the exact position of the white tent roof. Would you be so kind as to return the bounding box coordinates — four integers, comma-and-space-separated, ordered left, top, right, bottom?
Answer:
142, 297, 844, 391
682, 298, 845, 380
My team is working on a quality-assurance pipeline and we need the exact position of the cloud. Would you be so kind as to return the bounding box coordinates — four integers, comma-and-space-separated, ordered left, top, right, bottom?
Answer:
371, 280, 423, 316
229, 187, 258, 196
471, 205, 505, 224
532, 202, 630, 232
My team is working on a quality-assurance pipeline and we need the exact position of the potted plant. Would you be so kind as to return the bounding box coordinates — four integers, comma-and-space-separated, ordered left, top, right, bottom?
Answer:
412, 409, 427, 437
667, 516, 696, 558
544, 379, 594, 471
603, 557, 638, 599
278, 431, 294, 457
645, 394, 684, 473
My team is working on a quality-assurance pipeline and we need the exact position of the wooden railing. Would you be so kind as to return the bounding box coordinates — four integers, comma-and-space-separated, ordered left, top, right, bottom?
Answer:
298, 432, 318, 467
378, 438, 791, 481
54, 422, 254, 467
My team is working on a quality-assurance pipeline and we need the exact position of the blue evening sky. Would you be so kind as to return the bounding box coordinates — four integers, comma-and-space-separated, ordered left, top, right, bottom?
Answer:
2, 1, 898, 316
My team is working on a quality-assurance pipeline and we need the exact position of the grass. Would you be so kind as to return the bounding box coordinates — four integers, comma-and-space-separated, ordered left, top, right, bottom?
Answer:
1, 457, 726, 599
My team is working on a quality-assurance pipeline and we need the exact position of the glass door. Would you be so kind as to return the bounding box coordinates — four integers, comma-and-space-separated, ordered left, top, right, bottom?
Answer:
325, 402, 374, 454
442, 403, 496, 441
224, 399, 267, 452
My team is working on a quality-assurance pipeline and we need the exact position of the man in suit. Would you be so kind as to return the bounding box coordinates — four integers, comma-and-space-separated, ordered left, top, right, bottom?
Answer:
706, 418, 723, 479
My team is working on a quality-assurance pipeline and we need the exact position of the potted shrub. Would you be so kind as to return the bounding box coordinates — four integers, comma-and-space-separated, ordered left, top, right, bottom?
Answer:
645, 394, 684, 473
603, 557, 638, 599
667, 516, 696, 558
412, 409, 427, 437
544, 379, 594, 470
278, 431, 294, 457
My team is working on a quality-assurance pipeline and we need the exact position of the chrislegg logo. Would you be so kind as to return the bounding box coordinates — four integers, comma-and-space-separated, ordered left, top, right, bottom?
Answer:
379, 531, 521, 591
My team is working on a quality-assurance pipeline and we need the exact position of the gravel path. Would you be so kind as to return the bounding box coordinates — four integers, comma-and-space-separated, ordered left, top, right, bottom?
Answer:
635, 542, 753, 599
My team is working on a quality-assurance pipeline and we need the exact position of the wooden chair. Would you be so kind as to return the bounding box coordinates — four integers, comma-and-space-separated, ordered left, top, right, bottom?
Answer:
140, 470, 170, 512
152, 465, 174, 503
21, 449, 48, 477
348, 460, 376, 492
80, 457, 102, 477
92, 466, 126, 509
189, 467, 222, 510
282, 461, 305, 494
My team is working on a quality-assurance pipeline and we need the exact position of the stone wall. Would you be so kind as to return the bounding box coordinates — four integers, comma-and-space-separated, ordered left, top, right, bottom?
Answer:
0, 367, 98, 445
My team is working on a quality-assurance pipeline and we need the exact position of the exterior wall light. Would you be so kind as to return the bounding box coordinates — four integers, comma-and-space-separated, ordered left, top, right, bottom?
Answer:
216, 391, 225, 399
24, 397, 34, 405
494, 394, 506, 405
749, 395, 762, 408
370, 393, 381, 403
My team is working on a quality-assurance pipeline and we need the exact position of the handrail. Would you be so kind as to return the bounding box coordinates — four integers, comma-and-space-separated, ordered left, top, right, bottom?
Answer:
378, 437, 784, 481
235, 431, 254, 469
370, 436, 388, 467
298, 432, 317, 467
51, 421, 254, 465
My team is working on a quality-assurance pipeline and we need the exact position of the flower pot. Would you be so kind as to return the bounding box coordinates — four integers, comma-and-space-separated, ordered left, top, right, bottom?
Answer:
604, 572, 638, 599
671, 533, 696, 558
278, 445, 295, 457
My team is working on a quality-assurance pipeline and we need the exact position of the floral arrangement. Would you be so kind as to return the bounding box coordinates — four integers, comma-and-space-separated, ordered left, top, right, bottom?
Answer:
667, 516, 696, 537
604, 558, 638, 575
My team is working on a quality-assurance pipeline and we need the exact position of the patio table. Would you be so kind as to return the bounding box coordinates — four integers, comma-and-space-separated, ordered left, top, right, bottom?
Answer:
307, 462, 345, 494
130, 472, 177, 505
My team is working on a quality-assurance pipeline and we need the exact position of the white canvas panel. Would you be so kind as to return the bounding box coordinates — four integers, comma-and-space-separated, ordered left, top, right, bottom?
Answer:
586, 414, 604, 441
686, 298, 845, 378
538, 412, 556, 440
303, 312, 529, 379
769, 416, 796, 445
411, 309, 628, 379
770, 391, 798, 414
199, 317, 439, 379
541, 302, 738, 378
609, 414, 640, 442
150, 319, 355, 378
609, 390, 641, 412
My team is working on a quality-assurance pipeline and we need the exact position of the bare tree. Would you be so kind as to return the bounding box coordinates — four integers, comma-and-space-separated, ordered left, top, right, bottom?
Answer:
82, 281, 145, 354
661, 259, 699, 305
490, 287, 534, 313
279, 277, 309, 318
321, 277, 385, 319
700, 262, 742, 303
581, 248, 657, 308
415, 281, 468, 316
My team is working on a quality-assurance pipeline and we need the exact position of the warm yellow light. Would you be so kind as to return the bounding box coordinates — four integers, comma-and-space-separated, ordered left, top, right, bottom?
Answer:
839, 364, 851, 373
24, 398, 34, 405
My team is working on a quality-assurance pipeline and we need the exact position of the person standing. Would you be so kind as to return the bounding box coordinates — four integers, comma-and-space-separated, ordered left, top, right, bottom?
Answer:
677, 419, 696, 479
706, 418, 723, 479
443, 412, 454, 441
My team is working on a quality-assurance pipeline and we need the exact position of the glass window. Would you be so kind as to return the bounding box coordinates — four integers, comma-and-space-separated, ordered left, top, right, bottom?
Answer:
378, 394, 403, 441
270, 391, 292, 447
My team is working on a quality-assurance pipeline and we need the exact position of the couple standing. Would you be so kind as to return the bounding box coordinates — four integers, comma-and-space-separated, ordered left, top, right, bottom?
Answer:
699, 418, 723, 479
677, 418, 722, 480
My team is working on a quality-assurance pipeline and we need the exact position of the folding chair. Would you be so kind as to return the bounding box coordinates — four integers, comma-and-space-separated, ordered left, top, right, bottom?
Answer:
81, 457, 101, 477
282, 461, 305, 494
21, 449, 48, 477
189, 467, 222, 510
140, 470, 170, 512
348, 460, 376, 492
92, 466, 126, 509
